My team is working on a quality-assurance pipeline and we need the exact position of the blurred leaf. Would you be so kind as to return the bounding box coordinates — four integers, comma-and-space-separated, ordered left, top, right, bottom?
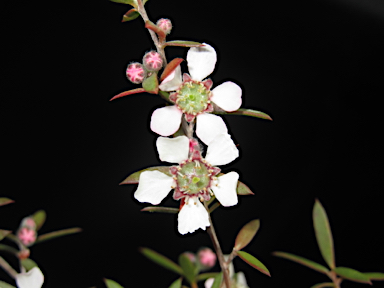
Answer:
31, 210, 46, 231
0, 230, 12, 241
334, 267, 372, 284
140, 247, 183, 275
310, 283, 335, 288
273, 251, 329, 275
0, 281, 16, 288
122, 8, 140, 22
142, 72, 159, 94
110, 88, 146, 101
164, 41, 203, 48
179, 253, 196, 284
120, 166, 171, 184
35, 228, 82, 244
211, 272, 223, 288
313, 199, 335, 269
196, 272, 220, 282
214, 108, 272, 121
0, 198, 14, 206
141, 206, 179, 213
0, 244, 19, 255
168, 278, 182, 288
109, 0, 137, 7
160, 58, 184, 82
234, 219, 260, 251
104, 278, 124, 288
364, 272, 384, 281
237, 251, 270, 277
20, 258, 38, 271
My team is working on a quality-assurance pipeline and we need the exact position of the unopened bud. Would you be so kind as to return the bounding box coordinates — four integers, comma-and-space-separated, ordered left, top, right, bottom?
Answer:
197, 247, 216, 269
126, 62, 145, 84
17, 227, 37, 246
156, 18, 172, 35
143, 51, 163, 72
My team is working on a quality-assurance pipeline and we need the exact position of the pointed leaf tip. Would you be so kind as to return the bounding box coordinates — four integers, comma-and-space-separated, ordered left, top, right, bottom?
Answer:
32, 210, 46, 231
120, 166, 171, 185
110, 88, 146, 101
237, 251, 270, 277
234, 219, 260, 251
104, 278, 125, 288
122, 8, 140, 22
139, 247, 183, 275
0, 197, 14, 206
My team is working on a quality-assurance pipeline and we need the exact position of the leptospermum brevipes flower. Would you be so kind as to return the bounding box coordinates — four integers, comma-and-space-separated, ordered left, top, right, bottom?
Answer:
134, 133, 239, 234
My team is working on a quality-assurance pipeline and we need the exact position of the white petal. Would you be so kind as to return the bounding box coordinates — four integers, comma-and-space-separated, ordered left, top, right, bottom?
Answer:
150, 105, 183, 136
204, 278, 214, 288
159, 65, 182, 91
211, 81, 242, 112
187, 43, 217, 81
134, 171, 174, 205
178, 198, 210, 234
211, 172, 239, 207
156, 136, 189, 164
205, 133, 239, 166
196, 113, 228, 145
16, 267, 44, 288
236, 272, 249, 287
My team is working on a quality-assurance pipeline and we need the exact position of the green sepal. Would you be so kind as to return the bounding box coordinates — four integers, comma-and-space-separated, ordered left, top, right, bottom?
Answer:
179, 253, 197, 284
196, 272, 220, 282
164, 41, 203, 48
273, 251, 329, 275
32, 210, 46, 231
159, 90, 172, 103
21, 258, 38, 271
120, 166, 172, 184
0, 229, 12, 241
211, 272, 223, 288
34, 227, 82, 244
236, 251, 270, 277
160, 58, 184, 82
0, 198, 14, 206
168, 278, 182, 288
334, 267, 372, 284
141, 206, 179, 213
109, 0, 137, 7
0, 281, 16, 288
122, 8, 140, 22
139, 247, 184, 275
234, 219, 260, 251
236, 180, 254, 195
110, 88, 146, 101
310, 282, 335, 288
142, 72, 159, 94
313, 199, 335, 269
214, 108, 272, 121
364, 272, 384, 281
104, 278, 124, 288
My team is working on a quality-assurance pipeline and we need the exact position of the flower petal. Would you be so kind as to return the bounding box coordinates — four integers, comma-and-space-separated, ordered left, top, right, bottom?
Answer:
187, 43, 217, 81
134, 170, 174, 205
211, 81, 242, 112
159, 65, 182, 91
150, 105, 183, 136
204, 278, 214, 288
196, 113, 228, 145
236, 271, 249, 287
211, 172, 239, 207
205, 133, 239, 166
16, 267, 44, 288
178, 197, 210, 234
156, 136, 189, 164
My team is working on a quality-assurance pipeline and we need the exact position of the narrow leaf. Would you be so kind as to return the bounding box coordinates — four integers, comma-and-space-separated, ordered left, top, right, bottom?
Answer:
0, 244, 19, 255
110, 88, 146, 101
109, 0, 137, 7
237, 251, 270, 277
313, 199, 335, 269
35, 228, 82, 244
120, 166, 171, 184
214, 108, 272, 121
0, 198, 14, 206
164, 41, 204, 48
234, 219, 260, 251
0, 281, 16, 288
142, 72, 159, 94
196, 272, 220, 282
141, 206, 179, 213
32, 210, 46, 231
122, 8, 140, 22
334, 267, 372, 284
104, 278, 124, 288
179, 253, 196, 284
364, 272, 384, 281
140, 247, 183, 275
0, 230, 12, 241
310, 283, 335, 288
145, 20, 166, 42
160, 58, 184, 82
273, 251, 329, 275
211, 272, 223, 288
20, 258, 38, 271
168, 278, 182, 288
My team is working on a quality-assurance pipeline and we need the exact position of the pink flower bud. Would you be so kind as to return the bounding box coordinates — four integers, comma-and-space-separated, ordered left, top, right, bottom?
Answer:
198, 247, 216, 268
126, 62, 145, 84
156, 18, 172, 35
143, 51, 163, 72
17, 227, 37, 246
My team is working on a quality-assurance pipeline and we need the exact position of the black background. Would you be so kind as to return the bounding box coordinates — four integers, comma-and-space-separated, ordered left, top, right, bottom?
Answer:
2, 0, 384, 287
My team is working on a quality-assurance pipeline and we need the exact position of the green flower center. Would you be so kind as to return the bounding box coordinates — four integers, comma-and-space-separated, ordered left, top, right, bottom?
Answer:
177, 160, 211, 195
176, 81, 210, 115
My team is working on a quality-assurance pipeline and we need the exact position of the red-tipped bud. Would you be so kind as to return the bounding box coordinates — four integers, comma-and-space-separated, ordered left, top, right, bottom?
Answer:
143, 51, 163, 72
156, 18, 172, 35
126, 62, 145, 84
197, 247, 216, 269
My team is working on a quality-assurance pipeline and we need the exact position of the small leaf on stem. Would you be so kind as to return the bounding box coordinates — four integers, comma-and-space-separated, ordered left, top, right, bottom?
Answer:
32, 210, 46, 231
214, 108, 272, 121
120, 166, 171, 184
139, 247, 184, 275
122, 8, 140, 22
109, 88, 146, 101
168, 278, 182, 288
211, 272, 223, 288
179, 253, 196, 284
145, 20, 166, 42
0, 230, 12, 241
333, 267, 372, 284
141, 206, 179, 213
104, 278, 124, 288
142, 72, 159, 94
164, 41, 204, 48
196, 272, 220, 282
234, 219, 260, 251
236, 251, 270, 277
35, 228, 82, 244
0, 198, 14, 206
160, 58, 184, 82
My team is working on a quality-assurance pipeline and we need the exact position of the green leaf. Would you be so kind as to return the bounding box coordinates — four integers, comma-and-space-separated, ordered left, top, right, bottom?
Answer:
160, 58, 184, 82
164, 41, 203, 48
110, 88, 146, 101
109, 0, 137, 7
168, 278, 182, 288
211, 272, 223, 288
104, 278, 124, 288
214, 108, 272, 121
236, 180, 254, 195
141, 206, 179, 213
142, 72, 159, 94
0, 244, 19, 255
0, 229, 12, 241
196, 272, 220, 282
334, 267, 372, 284
310, 283, 335, 288
140, 247, 183, 275
35, 227, 81, 244
159, 90, 172, 103
273, 251, 329, 275
313, 199, 335, 269
234, 219, 260, 251
0, 281, 16, 288
364, 272, 384, 281
0, 198, 14, 206
20, 258, 38, 271
179, 253, 196, 284
32, 210, 46, 231
145, 20, 166, 42
237, 251, 270, 277
122, 8, 140, 22
120, 166, 171, 184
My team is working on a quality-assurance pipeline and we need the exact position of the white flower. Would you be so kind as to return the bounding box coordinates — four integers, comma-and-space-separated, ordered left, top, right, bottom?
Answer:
134, 134, 239, 234
150, 43, 242, 145
15, 267, 44, 288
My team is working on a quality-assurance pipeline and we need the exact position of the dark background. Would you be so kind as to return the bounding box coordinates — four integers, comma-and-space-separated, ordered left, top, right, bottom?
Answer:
2, 0, 384, 287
